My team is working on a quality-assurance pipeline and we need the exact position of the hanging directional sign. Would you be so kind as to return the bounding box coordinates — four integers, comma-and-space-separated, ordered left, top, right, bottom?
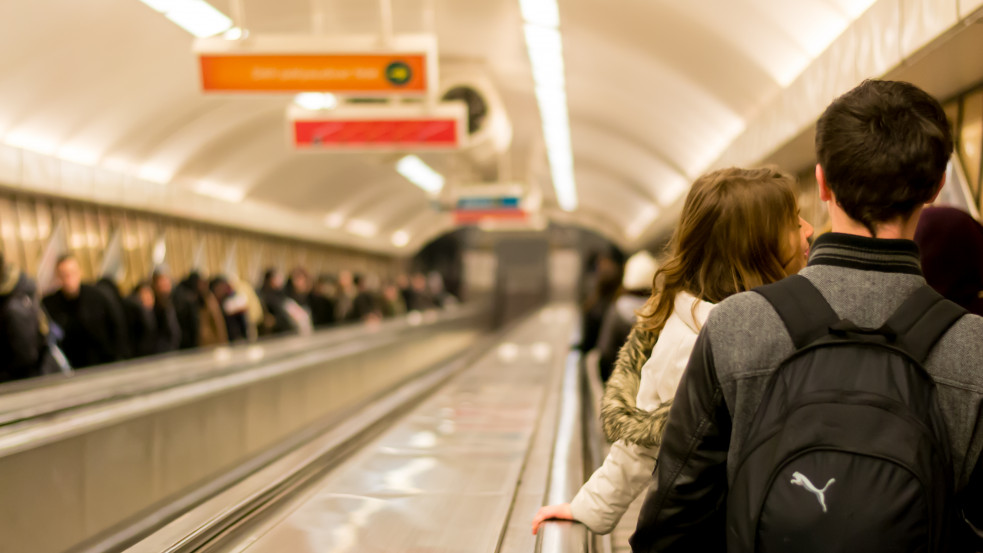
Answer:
194, 35, 437, 96
289, 103, 467, 150
453, 184, 530, 225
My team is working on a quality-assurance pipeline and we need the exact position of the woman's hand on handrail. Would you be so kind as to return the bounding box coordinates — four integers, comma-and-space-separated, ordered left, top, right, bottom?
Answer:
531, 503, 573, 535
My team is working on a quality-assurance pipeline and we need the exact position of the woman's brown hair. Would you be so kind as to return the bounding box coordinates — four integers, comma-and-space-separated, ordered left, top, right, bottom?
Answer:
638, 167, 798, 333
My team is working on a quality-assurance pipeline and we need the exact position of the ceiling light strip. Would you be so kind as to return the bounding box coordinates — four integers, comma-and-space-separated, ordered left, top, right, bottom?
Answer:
520, 0, 577, 211
137, 0, 233, 38
396, 155, 444, 194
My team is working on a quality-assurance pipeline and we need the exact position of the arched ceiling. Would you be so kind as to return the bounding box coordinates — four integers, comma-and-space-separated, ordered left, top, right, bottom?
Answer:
0, 0, 980, 254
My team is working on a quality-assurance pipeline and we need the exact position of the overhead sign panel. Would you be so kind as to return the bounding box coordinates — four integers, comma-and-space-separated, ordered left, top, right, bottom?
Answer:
454, 192, 527, 225
288, 104, 466, 150
195, 35, 436, 95
200, 54, 427, 94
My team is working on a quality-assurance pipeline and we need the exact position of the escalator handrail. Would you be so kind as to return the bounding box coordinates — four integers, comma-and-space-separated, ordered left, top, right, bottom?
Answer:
0, 303, 485, 428
535, 350, 593, 553
0, 305, 488, 457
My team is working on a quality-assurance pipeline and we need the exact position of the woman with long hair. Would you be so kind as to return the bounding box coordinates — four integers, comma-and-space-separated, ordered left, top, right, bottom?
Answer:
532, 166, 813, 535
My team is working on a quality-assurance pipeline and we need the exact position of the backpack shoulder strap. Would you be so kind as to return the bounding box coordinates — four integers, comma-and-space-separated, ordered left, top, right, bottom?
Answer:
753, 275, 840, 349
881, 285, 967, 364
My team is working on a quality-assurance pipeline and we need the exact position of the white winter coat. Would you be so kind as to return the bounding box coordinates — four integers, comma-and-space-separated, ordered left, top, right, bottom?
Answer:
569, 291, 714, 534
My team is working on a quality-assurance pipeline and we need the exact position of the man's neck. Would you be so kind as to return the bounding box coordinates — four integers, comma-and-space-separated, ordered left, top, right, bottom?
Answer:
827, 203, 922, 240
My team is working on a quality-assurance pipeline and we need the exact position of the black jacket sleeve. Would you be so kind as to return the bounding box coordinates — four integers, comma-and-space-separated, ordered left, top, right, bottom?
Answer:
630, 327, 732, 553
955, 420, 983, 552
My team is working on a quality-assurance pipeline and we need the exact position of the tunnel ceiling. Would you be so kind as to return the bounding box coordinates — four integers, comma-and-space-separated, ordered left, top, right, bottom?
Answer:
0, 0, 980, 254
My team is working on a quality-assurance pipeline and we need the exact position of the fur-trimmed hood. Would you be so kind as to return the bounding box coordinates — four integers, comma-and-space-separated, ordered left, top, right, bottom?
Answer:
600, 325, 667, 447
600, 293, 713, 448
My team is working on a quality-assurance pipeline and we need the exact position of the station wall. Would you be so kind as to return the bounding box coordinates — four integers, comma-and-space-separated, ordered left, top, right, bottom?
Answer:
0, 189, 402, 293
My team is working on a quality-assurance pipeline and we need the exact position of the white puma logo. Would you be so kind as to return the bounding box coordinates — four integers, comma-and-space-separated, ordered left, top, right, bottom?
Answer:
790, 471, 835, 513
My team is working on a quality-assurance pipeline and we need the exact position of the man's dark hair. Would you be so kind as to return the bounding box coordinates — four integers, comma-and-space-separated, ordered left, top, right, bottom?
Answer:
815, 79, 953, 236
55, 253, 76, 267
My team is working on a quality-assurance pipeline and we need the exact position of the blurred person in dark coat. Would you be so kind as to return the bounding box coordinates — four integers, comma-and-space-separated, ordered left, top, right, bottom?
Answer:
152, 270, 181, 353
914, 206, 983, 316
286, 268, 313, 317
124, 281, 158, 359
395, 273, 412, 309
309, 275, 338, 328
381, 282, 407, 318
578, 251, 623, 353
0, 251, 50, 381
259, 268, 297, 335
43, 254, 123, 368
596, 250, 658, 382
404, 272, 435, 312
95, 275, 131, 359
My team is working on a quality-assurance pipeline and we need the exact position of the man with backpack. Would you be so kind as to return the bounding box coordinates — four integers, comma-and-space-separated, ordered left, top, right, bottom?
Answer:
0, 251, 49, 382
631, 80, 983, 552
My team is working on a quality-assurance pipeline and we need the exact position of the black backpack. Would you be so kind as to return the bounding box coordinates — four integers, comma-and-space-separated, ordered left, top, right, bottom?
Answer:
727, 275, 967, 553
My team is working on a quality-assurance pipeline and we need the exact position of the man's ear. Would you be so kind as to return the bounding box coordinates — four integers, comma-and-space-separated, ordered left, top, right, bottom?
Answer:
928, 172, 947, 204
817, 164, 832, 202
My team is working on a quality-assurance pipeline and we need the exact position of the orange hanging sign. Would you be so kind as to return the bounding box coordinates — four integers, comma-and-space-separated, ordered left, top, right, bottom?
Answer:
199, 53, 428, 94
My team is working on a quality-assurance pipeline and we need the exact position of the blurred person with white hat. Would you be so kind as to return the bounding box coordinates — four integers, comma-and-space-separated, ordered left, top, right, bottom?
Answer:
595, 250, 659, 382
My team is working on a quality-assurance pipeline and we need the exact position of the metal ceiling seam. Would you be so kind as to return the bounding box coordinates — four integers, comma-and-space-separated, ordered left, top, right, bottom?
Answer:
138, 101, 283, 177
564, 26, 744, 140
569, 117, 689, 180
562, 1, 778, 116
571, 158, 661, 209
329, 179, 425, 228
174, 110, 287, 186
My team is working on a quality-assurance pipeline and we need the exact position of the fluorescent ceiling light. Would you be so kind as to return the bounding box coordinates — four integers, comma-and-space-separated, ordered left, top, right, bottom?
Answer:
391, 230, 410, 248
3, 130, 56, 156
396, 155, 444, 194
193, 181, 245, 203
521, 0, 577, 212
295, 92, 338, 111
137, 0, 233, 38
138, 165, 172, 185
138, 0, 174, 11
57, 145, 100, 166
519, 0, 560, 28
223, 26, 244, 40
324, 212, 345, 229
345, 219, 377, 238
524, 25, 566, 87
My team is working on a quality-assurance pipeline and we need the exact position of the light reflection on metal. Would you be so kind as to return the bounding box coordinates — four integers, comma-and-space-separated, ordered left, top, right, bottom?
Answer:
246, 345, 265, 361
213, 347, 233, 363
497, 342, 520, 363
531, 341, 552, 363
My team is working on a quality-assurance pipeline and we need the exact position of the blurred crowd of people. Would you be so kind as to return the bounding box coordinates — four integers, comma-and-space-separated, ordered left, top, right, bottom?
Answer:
0, 252, 456, 383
